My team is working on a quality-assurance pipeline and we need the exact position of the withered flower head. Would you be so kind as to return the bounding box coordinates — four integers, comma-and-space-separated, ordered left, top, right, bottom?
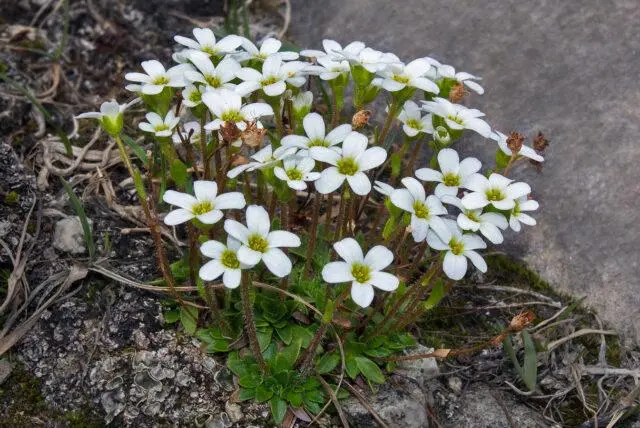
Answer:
509, 311, 535, 331
241, 121, 266, 148
533, 131, 549, 152
448, 82, 466, 103
220, 121, 242, 143
506, 131, 525, 154
351, 110, 372, 129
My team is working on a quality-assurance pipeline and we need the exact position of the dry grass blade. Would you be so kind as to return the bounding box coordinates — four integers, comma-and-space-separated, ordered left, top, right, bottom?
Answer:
317, 375, 349, 428
341, 380, 389, 428
546, 329, 618, 353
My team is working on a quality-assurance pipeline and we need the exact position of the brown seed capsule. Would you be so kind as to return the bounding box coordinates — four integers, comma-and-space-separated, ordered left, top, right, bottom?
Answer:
351, 110, 372, 129
506, 131, 525, 154
448, 82, 466, 103
533, 131, 549, 152
220, 121, 242, 143
509, 311, 535, 331
241, 121, 266, 148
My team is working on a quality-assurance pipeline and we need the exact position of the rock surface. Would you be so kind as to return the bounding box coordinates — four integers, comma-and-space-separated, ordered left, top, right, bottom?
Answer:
53, 216, 93, 254
289, 0, 640, 342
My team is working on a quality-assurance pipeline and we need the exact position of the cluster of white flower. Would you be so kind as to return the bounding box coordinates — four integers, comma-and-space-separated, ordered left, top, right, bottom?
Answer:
78, 30, 544, 308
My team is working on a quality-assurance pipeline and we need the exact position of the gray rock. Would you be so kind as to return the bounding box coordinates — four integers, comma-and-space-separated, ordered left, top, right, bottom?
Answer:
53, 216, 93, 254
289, 0, 640, 342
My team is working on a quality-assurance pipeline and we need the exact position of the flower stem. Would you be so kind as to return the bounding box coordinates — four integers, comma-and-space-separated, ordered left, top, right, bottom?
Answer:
323, 193, 333, 237
187, 223, 199, 287
199, 112, 211, 180
376, 101, 399, 146
240, 271, 267, 373
404, 140, 422, 177
304, 191, 321, 278
333, 188, 347, 241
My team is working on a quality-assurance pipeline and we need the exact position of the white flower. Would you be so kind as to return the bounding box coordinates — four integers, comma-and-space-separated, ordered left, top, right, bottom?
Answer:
182, 83, 209, 108
509, 196, 539, 232
322, 238, 399, 308
235, 56, 309, 97
373, 180, 394, 197
292, 91, 313, 115
436, 64, 484, 94
426, 219, 487, 280
456, 205, 508, 244
163, 181, 246, 226
138, 110, 180, 137
236, 37, 299, 62
337, 47, 399, 73
76, 99, 137, 136
224, 205, 301, 277
125, 60, 189, 95
397, 101, 434, 137
306, 56, 350, 81
421, 98, 492, 138
172, 121, 209, 145
174, 28, 243, 56
313, 131, 387, 195
199, 237, 248, 289
202, 88, 273, 131
273, 156, 320, 191
415, 148, 481, 197
490, 131, 544, 162
281, 112, 352, 158
377, 58, 439, 93
300, 39, 365, 60
184, 51, 240, 90
390, 177, 449, 242
461, 173, 531, 211
227, 144, 297, 178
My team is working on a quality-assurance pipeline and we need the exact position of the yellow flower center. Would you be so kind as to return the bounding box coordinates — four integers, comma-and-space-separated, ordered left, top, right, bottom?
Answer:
152, 75, 169, 85
485, 187, 505, 201
221, 110, 244, 123
248, 234, 269, 253
449, 237, 464, 255
351, 263, 371, 283
261, 76, 279, 86
220, 249, 240, 269
442, 172, 460, 187
204, 74, 222, 87
405, 118, 422, 130
307, 138, 329, 148
337, 157, 359, 176
286, 168, 303, 181
192, 200, 213, 215
393, 74, 410, 84
413, 201, 430, 220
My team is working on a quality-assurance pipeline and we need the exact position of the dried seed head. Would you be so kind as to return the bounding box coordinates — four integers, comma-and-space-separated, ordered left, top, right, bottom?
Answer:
506, 131, 525, 154
448, 82, 466, 103
533, 131, 549, 152
241, 121, 266, 148
351, 110, 372, 130
509, 311, 535, 331
230, 154, 249, 167
220, 121, 242, 143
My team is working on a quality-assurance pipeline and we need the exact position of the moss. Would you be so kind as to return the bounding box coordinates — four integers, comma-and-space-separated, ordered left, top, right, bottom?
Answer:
3, 191, 19, 205
0, 361, 101, 427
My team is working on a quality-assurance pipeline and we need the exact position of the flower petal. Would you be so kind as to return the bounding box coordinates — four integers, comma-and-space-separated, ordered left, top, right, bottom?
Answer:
369, 271, 399, 291
223, 269, 242, 289
214, 192, 246, 210
199, 260, 225, 281
237, 245, 262, 266
193, 180, 218, 201
196, 210, 224, 224
364, 245, 394, 271
200, 240, 226, 258
390, 189, 415, 212
303, 112, 326, 140
357, 147, 387, 171
321, 261, 353, 283
267, 231, 301, 248
350, 283, 375, 308
246, 204, 271, 235
464, 250, 487, 273
334, 237, 364, 264
346, 172, 371, 195
443, 252, 467, 280
461, 192, 489, 209
262, 248, 292, 277
163, 208, 194, 225
401, 177, 426, 202
437, 148, 459, 173
224, 219, 251, 243
314, 167, 344, 194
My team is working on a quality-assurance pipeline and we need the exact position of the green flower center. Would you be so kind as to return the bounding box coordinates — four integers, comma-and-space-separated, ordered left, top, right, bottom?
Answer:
201, 46, 217, 56
192, 200, 213, 215
188, 90, 202, 103
442, 172, 460, 187
152, 75, 169, 85
307, 138, 329, 148
248, 234, 269, 253
154, 124, 170, 132
337, 157, 359, 176
220, 249, 240, 269
465, 210, 479, 222
413, 201, 430, 220
351, 263, 371, 284
449, 237, 464, 255
393, 74, 410, 84
286, 168, 303, 181
220, 110, 244, 123
261, 76, 280, 86
512, 200, 521, 217
405, 118, 423, 130
204, 74, 222, 87
447, 115, 463, 125
485, 187, 505, 201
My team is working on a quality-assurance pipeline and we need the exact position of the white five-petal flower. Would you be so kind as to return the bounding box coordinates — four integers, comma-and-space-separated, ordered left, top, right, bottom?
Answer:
174, 28, 243, 56
300, 39, 365, 60
415, 148, 482, 197
182, 83, 209, 108
421, 97, 492, 138
281, 112, 352, 158
184, 51, 240, 90
377, 58, 439, 93
199, 237, 248, 289
444, 195, 508, 244
235, 56, 309, 97
75, 99, 138, 136
426, 219, 487, 280
306, 56, 351, 81
397, 100, 434, 137
125, 60, 189, 95
313, 131, 387, 195
226, 144, 297, 178
236, 37, 299, 62
461, 173, 531, 211
390, 177, 449, 242
273, 156, 321, 191
490, 131, 544, 162
436, 64, 484, 94
163, 181, 246, 226
224, 205, 301, 277
138, 110, 180, 137
509, 196, 539, 232
322, 238, 399, 308
202, 88, 273, 131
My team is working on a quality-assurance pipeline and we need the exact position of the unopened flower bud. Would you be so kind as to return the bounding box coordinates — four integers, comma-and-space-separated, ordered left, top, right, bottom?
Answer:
292, 91, 313, 119
448, 82, 466, 103
351, 110, 372, 129
434, 126, 451, 145
220, 121, 242, 143
76, 100, 125, 137
532, 131, 549, 152
506, 131, 525, 154
241, 121, 266, 148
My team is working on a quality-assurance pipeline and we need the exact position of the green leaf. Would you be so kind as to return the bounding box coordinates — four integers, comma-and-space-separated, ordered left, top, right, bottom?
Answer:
303, 397, 322, 415
257, 327, 273, 352
290, 325, 314, 348
424, 280, 446, 310
355, 356, 385, 384
522, 331, 538, 391
270, 397, 288, 424
502, 334, 523, 376
238, 371, 263, 388
391, 152, 402, 177
180, 306, 199, 335
345, 355, 360, 379
170, 159, 189, 188
60, 178, 96, 260
262, 342, 277, 364
316, 353, 340, 374
163, 309, 179, 324
255, 384, 274, 402
238, 388, 255, 401
382, 217, 397, 240
286, 390, 303, 408
304, 388, 325, 404
273, 339, 301, 373
495, 149, 511, 169
276, 325, 293, 345
122, 134, 148, 164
